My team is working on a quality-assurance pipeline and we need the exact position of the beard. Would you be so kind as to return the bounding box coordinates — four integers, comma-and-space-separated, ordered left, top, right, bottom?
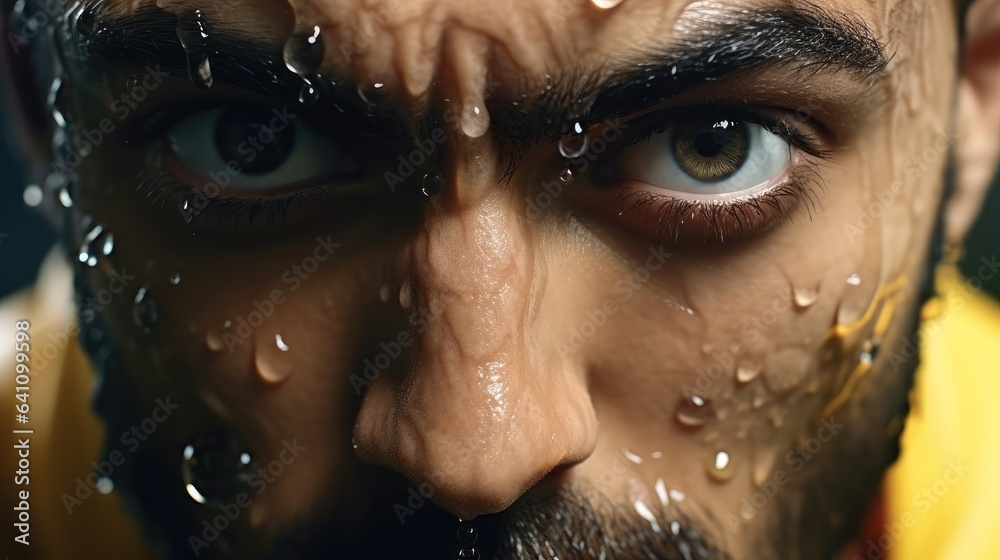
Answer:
70, 162, 949, 560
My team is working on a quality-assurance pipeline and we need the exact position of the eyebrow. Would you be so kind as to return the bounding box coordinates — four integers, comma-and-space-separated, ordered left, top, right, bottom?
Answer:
76, 3, 888, 150
490, 4, 890, 145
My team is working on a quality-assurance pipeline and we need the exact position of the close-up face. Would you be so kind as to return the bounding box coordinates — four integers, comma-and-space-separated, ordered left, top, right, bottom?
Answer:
4, 0, 1000, 558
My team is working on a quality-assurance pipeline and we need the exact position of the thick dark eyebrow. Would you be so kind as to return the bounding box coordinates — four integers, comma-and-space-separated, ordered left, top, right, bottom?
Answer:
75, 4, 405, 140
489, 4, 890, 146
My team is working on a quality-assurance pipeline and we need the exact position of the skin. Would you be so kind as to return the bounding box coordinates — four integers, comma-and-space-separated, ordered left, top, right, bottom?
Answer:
4, 0, 1000, 558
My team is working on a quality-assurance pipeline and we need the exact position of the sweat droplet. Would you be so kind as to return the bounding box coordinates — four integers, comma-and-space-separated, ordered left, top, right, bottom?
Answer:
101, 231, 115, 256
169, 273, 181, 285
132, 286, 160, 333
846, 274, 862, 286
283, 25, 325, 76
182, 434, 256, 505
254, 333, 294, 383
707, 450, 735, 482
176, 10, 213, 89
298, 80, 320, 106
23, 184, 43, 207
793, 285, 819, 309
735, 361, 762, 384
675, 394, 713, 428
422, 172, 443, 197
58, 186, 73, 208
591, 0, 625, 8
78, 224, 107, 267
558, 167, 574, 183
459, 103, 490, 138
558, 123, 589, 159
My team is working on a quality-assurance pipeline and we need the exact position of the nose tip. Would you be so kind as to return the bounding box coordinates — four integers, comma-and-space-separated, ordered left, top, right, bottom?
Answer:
351, 194, 598, 519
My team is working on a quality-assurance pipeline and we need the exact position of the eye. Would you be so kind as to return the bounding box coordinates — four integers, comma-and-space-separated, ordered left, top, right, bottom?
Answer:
576, 107, 828, 244
166, 104, 362, 191
616, 113, 792, 198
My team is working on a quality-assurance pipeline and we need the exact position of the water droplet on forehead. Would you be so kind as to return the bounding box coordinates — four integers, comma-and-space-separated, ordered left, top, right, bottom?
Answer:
675, 394, 713, 428
176, 10, 214, 90
558, 123, 589, 159
182, 434, 256, 505
283, 25, 325, 77
132, 286, 160, 333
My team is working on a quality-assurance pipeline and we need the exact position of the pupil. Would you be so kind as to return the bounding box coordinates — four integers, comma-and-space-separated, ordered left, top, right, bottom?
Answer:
215, 106, 296, 175
693, 130, 725, 158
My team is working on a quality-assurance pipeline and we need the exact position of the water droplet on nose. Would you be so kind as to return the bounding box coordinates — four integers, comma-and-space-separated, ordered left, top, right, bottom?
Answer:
283, 25, 325, 76
23, 184, 43, 207
558, 122, 589, 159
735, 361, 762, 384
132, 286, 160, 333
793, 285, 820, 309
675, 394, 713, 428
176, 10, 214, 89
169, 273, 182, 285
558, 167, 574, 183
591, 0, 625, 8
254, 333, 294, 383
459, 103, 490, 138
846, 274, 862, 287
422, 172, 443, 197
706, 450, 735, 482
181, 434, 256, 505
58, 186, 73, 208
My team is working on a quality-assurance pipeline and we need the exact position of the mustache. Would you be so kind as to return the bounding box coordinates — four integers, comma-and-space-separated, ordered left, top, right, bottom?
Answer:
274, 483, 729, 560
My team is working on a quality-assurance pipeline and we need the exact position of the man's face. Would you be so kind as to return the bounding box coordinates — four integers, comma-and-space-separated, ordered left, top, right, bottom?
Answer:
33, 0, 962, 557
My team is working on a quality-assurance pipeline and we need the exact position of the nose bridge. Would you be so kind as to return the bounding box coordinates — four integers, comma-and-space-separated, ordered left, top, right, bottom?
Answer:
352, 188, 598, 518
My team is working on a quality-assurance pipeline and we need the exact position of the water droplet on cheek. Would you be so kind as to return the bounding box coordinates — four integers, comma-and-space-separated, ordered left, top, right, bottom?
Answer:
706, 450, 735, 482
253, 333, 294, 383
735, 361, 762, 384
132, 286, 160, 333
675, 394, 714, 428
181, 434, 256, 505
793, 285, 820, 309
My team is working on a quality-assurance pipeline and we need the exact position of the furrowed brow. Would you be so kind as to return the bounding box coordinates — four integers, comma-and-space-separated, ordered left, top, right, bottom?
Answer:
489, 4, 890, 147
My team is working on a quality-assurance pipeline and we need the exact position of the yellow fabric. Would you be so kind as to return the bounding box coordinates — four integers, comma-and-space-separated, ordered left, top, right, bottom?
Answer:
887, 265, 1000, 560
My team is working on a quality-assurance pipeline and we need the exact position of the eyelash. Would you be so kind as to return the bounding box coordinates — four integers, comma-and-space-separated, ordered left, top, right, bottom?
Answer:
593, 105, 832, 243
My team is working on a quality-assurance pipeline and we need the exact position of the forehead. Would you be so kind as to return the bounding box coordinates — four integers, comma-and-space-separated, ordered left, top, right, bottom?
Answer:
93, 0, 903, 104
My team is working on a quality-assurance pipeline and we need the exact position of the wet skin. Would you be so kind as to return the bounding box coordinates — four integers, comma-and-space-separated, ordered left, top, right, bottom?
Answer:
10, 0, 1000, 558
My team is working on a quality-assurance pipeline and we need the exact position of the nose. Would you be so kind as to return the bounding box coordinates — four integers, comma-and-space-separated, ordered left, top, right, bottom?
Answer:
352, 178, 598, 519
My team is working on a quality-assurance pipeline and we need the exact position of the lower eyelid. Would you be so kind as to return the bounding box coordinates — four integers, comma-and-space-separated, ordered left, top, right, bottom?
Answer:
586, 160, 824, 244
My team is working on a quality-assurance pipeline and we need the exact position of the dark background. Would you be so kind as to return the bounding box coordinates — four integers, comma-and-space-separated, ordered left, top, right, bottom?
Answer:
1, 90, 998, 301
